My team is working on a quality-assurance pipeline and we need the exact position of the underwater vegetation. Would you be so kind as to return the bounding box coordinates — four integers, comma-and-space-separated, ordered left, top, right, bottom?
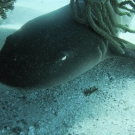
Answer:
70, 0, 135, 54
0, 0, 16, 19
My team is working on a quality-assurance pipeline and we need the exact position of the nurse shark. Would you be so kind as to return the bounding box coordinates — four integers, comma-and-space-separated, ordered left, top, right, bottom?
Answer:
0, 1, 135, 89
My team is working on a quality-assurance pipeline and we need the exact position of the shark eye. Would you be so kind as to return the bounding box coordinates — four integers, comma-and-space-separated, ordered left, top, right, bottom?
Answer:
61, 56, 67, 60
57, 51, 68, 61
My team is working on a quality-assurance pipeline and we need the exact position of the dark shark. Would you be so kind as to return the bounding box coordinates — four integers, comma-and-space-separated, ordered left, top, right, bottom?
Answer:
0, 4, 135, 89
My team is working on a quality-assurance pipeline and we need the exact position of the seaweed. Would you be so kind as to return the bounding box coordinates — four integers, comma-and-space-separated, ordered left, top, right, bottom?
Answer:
0, 0, 16, 19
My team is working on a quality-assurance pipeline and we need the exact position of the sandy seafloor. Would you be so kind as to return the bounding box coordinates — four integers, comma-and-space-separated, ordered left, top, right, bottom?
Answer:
0, 0, 135, 135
